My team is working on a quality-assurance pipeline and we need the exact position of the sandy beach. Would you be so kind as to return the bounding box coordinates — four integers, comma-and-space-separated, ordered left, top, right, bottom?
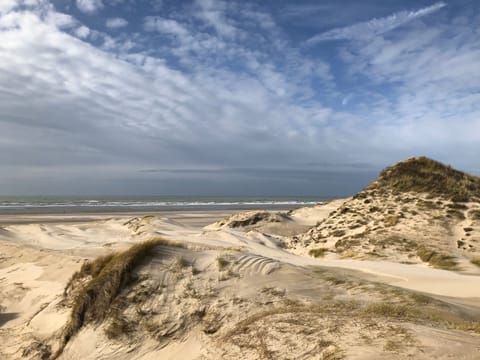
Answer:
1, 201, 480, 359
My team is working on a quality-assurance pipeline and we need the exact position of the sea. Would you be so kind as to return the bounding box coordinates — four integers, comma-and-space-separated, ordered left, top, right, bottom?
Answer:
0, 196, 326, 215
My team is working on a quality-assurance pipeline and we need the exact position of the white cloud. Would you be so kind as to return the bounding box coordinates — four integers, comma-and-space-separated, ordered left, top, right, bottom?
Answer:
0, 0, 18, 14
74, 24, 90, 38
328, 8, 480, 169
144, 17, 188, 37
76, 0, 103, 14
106, 17, 128, 29
194, 0, 237, 38
307, 2, 447, 43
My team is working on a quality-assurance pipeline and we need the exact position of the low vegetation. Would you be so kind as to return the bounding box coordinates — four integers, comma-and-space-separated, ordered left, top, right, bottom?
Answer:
446, 209, 466, 220
416, 246, 458, 270
54, 238, 185, 359
471, 258, 480, 267
469, 209, 480, 220
225, 297, 480, 346
309, 248, 329, 258
369, 156, 480, 202
216, 256, 230, 270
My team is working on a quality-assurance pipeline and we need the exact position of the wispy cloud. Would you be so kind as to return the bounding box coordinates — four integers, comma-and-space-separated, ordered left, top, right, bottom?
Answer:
144, 16, 189, 37
76, 0, 104, 14
106, 17, 128, 29
307, 2, 447, 43
193, 0, 237, 38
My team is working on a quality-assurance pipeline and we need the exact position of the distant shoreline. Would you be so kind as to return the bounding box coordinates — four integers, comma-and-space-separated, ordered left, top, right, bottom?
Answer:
0, 204, 320, 226
0, 196, 329, 217
0, 203, 320, 215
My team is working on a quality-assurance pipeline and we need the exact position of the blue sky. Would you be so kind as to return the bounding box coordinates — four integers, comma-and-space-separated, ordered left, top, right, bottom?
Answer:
0, 0, 479, 196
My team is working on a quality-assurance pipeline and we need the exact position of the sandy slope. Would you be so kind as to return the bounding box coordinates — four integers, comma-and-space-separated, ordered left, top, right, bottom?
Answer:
0, 206, 480, 359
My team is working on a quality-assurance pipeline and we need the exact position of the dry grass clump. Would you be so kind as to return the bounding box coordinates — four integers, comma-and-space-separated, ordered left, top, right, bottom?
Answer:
331, 229, 346, 237
64, 253, 115, 295
416, 246, 458, 270
369, 156, 480, 202
216, 256, 230, 270
54, 238, 185, 359
446, 209, 466, 220
104, 312, 134, 339
226, 298, 480, 343
383, 215, 400, 227
470, 258, 480, 267
309, 248, 329, 258
447, 203, 468, 210
469, 209, 480, 220
363, 302, 422, 320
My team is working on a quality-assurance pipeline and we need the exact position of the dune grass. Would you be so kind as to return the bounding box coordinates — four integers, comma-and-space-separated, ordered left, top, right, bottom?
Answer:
216, 256, 230, 270
471, 258, 480, 267
54, 238, 185, 359
416, 246, 458, 270
225, 298, 480, 343
469, 209, 480, 220
370, 156, 480, 202
309, 248, 329, 258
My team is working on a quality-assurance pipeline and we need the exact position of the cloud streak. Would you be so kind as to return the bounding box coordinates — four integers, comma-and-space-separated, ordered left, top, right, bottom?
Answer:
307, 2, 447, 43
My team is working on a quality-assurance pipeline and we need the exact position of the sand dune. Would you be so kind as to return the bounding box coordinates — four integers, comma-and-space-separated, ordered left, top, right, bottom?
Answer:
0, 205, 479, 359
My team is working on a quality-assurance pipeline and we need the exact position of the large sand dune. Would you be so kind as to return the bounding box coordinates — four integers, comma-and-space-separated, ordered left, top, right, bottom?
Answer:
1, 204, 480, 359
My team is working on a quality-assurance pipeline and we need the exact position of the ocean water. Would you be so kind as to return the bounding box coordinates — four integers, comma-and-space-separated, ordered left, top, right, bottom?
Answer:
0, 196, 326, 214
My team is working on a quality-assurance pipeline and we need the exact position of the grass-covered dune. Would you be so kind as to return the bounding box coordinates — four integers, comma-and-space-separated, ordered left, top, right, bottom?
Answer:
367, 156, 480, 202
54, 238, 185, 359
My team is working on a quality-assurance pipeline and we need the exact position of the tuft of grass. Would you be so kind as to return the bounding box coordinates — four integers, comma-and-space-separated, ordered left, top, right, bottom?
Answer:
331, 229, 346, 237
368, 156, 480, 201
54, 238, 185, 359
309, 248, 329, 258
225, 299, 480, 345
469, 209, 480, 220
447, 203, 468, 210
470, 258, 480, 267
104, 312, 134, 339
383, 215, 400, 227
64, 254, 114, 295
418, 200, 439, 210
363, 303, 421, 320
417, 246, 458, 270
409, 292, 433, 305
216, 256, 230, 271
175, 255, 190, 269
446, 209, 466, 220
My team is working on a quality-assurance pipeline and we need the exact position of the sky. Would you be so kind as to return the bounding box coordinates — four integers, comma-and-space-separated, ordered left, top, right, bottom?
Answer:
0, 0, 479, 196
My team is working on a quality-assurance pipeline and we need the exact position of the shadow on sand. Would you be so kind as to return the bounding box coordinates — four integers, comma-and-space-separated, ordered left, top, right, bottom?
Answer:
0, 312, 18, 327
